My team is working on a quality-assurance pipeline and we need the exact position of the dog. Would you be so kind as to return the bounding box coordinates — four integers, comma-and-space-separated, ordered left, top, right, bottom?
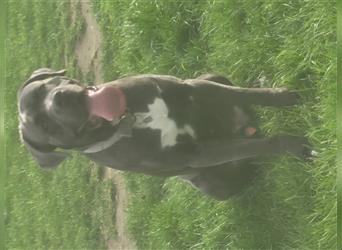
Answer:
17, 68, 310, 200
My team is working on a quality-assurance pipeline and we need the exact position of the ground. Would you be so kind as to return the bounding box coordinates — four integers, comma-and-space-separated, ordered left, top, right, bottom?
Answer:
74, 1, 136, 249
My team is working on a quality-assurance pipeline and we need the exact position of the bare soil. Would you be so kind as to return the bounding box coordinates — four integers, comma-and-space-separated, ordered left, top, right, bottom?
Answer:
73, 1, 136, 249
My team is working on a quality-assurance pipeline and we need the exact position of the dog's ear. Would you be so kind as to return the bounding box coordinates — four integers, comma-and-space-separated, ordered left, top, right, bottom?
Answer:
21, 136, 69, 169
22, 68, 66, 88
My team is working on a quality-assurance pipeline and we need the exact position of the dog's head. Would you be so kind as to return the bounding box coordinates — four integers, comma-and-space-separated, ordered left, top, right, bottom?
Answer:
18, 68, 110, 169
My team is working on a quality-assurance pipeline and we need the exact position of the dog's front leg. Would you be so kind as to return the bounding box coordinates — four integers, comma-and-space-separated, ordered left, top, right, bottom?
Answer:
187, 136, 309, 168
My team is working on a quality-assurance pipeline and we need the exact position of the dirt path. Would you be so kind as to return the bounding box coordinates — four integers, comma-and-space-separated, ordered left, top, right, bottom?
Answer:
74, 1, 136, 249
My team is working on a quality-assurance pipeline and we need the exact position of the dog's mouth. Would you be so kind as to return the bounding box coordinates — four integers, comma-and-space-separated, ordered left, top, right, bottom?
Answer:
74, 86, 127, 136
85, 85, 127, 121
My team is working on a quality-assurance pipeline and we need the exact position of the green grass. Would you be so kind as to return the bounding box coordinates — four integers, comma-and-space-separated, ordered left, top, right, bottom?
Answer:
6, 1, 116, 249
93, 0, 336, 249
5, 0, 336, 249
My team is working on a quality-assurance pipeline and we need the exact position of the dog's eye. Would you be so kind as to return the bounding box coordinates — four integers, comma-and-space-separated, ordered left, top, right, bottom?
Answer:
36, 84, 47, 95
41, 121, 49, 131
39, 83, 47, 90
68, 79, 80, 85
35, 115, 50, 131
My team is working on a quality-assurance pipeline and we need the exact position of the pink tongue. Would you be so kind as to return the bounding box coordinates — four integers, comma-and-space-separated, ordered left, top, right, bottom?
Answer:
87, 86, 126, 121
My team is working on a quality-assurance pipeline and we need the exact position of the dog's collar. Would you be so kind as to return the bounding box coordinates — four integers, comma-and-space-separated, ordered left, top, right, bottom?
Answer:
81, 112, 136, 154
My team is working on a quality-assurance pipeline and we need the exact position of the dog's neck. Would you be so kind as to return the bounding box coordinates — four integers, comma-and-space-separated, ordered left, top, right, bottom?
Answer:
80, 113, 135, 154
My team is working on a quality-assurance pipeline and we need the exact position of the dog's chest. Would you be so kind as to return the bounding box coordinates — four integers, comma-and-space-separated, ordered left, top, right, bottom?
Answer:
132, 97, 196, 148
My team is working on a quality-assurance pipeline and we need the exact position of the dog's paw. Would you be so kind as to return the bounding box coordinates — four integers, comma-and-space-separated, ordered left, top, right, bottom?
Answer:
277, 135, 313, 159
291, 137, 315, 160
287, 90, 301, 105
303, 148, 318, 161
276, 89, 301, 106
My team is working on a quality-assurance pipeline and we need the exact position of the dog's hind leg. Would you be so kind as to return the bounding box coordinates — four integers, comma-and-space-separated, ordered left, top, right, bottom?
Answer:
188, 79, 300, 107
196, 74, 233, 86
186, 135, 309, 168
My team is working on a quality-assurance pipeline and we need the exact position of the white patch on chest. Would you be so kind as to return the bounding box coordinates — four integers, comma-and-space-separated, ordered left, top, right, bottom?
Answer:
133, 98, 196, 148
